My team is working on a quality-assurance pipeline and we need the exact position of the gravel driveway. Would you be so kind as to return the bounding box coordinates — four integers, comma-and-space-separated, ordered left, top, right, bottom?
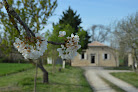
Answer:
82, 66, 138, 92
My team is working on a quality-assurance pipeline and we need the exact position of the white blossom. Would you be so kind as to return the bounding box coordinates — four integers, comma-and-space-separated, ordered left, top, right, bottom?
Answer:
58, 31, 66, 37
57, 33, 81, 60
13, 33, 47, 60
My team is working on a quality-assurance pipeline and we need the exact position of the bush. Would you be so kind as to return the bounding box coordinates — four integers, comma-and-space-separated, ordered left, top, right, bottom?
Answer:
0, 57, 6, 63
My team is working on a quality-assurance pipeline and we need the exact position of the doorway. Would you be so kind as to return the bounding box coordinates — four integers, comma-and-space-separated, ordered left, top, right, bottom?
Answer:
91, 55, 95, 63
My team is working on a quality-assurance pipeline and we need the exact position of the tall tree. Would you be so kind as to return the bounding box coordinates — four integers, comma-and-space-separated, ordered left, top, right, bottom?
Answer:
58, 7, 89, 51
90, 25, 110, 43
59, 6, 81, 34
114, 13, 138, 71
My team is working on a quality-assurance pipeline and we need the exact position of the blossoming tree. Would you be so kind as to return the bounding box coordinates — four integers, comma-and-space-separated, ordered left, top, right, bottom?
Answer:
0, 0, 81, 83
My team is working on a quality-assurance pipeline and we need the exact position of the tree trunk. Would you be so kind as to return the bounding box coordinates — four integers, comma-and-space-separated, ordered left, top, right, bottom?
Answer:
38, 59, 49, 83
29, 59, 49, 83
69, 60, 71, 66
52, 59, 55, 73
132, 61, 136, 72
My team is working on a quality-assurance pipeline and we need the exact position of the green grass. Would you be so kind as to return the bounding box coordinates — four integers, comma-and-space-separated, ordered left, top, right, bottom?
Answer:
111, 72, 138, 88
0, 63, 33, 76
104, 66, 131, 70
0, 65, 92, 92
100, 76, 125, 92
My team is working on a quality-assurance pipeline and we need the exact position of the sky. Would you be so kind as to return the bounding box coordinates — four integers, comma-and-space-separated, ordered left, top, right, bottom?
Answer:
43, 0, 138, 33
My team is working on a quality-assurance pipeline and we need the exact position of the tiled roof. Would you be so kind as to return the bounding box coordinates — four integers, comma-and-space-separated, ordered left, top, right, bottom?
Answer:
88, 41, 106, 46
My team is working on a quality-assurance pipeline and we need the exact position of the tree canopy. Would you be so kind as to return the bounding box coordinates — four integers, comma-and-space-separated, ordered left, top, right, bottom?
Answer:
90, 25, 110, 43
114, 13, 138, 66
59, 6, 81, 34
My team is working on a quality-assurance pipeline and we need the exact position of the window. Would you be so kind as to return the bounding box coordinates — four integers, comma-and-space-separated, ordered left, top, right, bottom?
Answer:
81, 53, 84, 59
103, 53, 110, 60
104, 54, 108, 59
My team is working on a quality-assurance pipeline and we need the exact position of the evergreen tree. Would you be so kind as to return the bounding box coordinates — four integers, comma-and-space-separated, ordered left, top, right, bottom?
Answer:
59, 6, 81, 34
52, 7, 90, 52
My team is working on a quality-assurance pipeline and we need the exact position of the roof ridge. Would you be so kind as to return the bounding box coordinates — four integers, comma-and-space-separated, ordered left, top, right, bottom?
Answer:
88, 41, 107, 46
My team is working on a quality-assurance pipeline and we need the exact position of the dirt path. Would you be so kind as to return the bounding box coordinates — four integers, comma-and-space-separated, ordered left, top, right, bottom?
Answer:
82, 66, 138, 92
84, 69, 116, 92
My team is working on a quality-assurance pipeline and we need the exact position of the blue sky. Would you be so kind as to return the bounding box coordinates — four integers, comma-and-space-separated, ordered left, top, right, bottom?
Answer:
43, 0, 138, 32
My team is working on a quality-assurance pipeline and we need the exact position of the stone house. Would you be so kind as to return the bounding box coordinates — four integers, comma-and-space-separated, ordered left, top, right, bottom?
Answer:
72, 41, 119, 67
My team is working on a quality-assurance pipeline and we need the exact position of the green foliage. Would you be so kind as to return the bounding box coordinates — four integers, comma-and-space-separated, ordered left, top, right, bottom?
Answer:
78, 28, 90, 52
59, 6, 82, 33
0, 57, 5, 63
0, 0, 57, 55
45, 24, 75, 59
49, 24, 75, 42
48, 7, 90, 55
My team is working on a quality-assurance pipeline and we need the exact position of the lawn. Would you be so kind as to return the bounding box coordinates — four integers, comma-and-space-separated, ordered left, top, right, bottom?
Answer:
0, 64, 92, 92
104, 66, 131, 70
0, 63, 33, 76
111, 72, 138, 88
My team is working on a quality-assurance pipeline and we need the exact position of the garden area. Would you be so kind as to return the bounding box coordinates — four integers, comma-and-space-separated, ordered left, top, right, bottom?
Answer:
0, 63, 92, 92
0, 0, 138, 92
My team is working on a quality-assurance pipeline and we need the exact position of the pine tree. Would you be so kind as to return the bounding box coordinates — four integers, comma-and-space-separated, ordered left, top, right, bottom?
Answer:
59, 6, 81, 34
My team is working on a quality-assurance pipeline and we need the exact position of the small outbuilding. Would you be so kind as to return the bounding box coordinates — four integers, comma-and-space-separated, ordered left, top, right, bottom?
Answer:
72, 41, 119, 67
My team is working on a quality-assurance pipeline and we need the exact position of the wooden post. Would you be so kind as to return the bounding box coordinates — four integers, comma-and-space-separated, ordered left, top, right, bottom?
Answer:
34, 60, 38, 92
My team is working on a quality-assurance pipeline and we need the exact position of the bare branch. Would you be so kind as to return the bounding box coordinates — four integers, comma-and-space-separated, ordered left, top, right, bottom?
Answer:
8, 14, 20, 34
3, 0, 35, 37
91, 24, 110, 42
47, 41, 65, 45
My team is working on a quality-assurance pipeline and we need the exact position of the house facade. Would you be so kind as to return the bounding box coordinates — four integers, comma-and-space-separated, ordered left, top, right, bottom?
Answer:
72, 41, 119, 67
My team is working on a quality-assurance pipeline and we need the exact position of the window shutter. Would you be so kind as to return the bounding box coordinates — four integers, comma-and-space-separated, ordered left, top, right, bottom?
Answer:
103, 54, 105, 60
107, 54, 110, 60
84, 53, 87, 59
79, 54, 81, 60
